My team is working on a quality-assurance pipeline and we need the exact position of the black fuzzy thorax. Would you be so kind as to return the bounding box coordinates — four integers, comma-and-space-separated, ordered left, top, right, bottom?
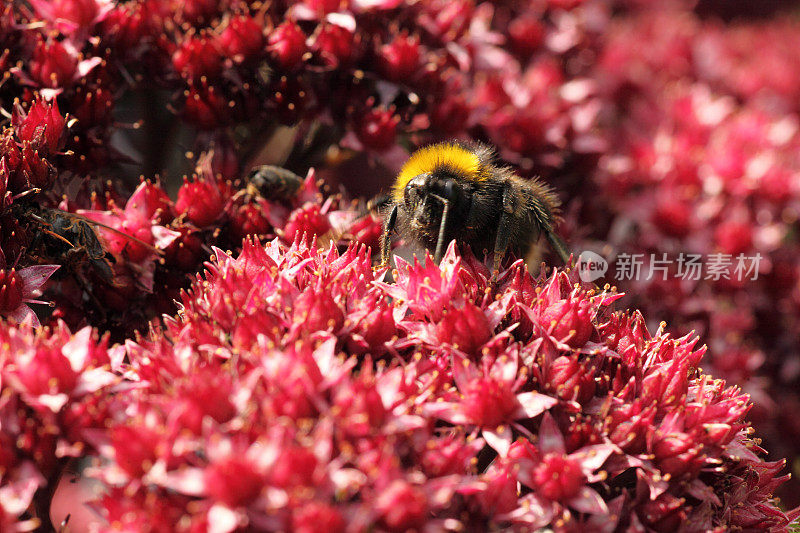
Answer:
395, 162, 559, 259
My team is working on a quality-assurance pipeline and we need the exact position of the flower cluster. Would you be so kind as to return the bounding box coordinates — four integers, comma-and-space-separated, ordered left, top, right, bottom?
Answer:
583, 7, 800, 500
0, 322, 119, 531
3, 240, 797, 531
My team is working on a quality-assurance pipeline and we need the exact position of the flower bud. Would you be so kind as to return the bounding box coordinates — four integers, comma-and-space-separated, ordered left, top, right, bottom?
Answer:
541, 297, 593, 348
355, 107, 399, 151
436, 302, 492, 355
283, 203, 331, 244
375, 481, 428, 532
218, 15, 265, 65
547, 355, 596, 404
531, 453, 586, 502
268, 21, 307, 70
13, 97, 67, 154
29, 36, 79, 88
0, 269, 24, 315
172, 34, 224, 81
175, 178, 224, 227
378, 34, 421, 81
205, 456, 265, 507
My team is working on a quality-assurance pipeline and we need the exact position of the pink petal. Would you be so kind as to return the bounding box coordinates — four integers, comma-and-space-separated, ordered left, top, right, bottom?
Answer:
34, 393, 69, 412
636, 467, 669, 500
483, 426, 513, 457
123, 181, 153, 220
152, 225, 181, 249
421, 402, 469, 425
498, 493, 555, 529
208, 504, 240, 533
569, 444, 617, 476
8, 305, 40, 328
515, 392, 558, 419
77, 209, 119, 227
425, 475, 461, 507
325, 12, 356, 32
108, 344, 127, 372
74, 367, 117, 396
537, 412, 566, 455
17, 265, 60, 296
451, 353, 480, 390
61, 326, 92, 371
567, 486, 608, 515
286, 3, 318, 21
686, 479, 721, 507
151, 466, 207, 496
76, 56, 103, 79
28, 0, 55, 19
0, 462, 45, 515
351, 0, 404, 10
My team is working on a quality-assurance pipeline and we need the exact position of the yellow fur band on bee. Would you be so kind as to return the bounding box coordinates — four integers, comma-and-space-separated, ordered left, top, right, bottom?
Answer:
392, 143, 490, 201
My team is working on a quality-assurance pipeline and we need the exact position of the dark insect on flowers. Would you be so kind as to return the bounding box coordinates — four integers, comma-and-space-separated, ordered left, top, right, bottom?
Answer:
380, 141, 570, 272
246, 165, 304, 202
23, 206, 116, 283
20, 205, 157, 287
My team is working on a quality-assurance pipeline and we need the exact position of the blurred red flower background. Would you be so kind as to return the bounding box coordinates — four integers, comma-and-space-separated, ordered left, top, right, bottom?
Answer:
1, 0, 800, 530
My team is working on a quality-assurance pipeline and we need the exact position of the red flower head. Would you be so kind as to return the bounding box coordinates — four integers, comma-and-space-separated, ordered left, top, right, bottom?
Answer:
204, 453, 266, 507
377, 33, 421, 81
292, 502, 345, 533
29, 0, 113, 37
375, 480, 428, 532
229, 201, 272, 242
79, 181, 179, 289
12, 97, 67, 154
22, 36, 102, 93
29, 37, 79, 89
268, 20, 307, 70
312, 16, 358, 67
175, 176, 224, 228
182, 81, 231, 129
172, 34, 224, 82
218, 15, 265, 65
355, 107, 399, 152
283, 202, 332, 244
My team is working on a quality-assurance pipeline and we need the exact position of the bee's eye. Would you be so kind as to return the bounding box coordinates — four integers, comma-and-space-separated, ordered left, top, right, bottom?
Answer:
405, 175, 427, 201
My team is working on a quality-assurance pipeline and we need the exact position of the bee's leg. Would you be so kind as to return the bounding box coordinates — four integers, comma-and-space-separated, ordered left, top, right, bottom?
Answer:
381, 204, 398, 267
430, 194, 451, 263
493, 185, 517, 277
544, 229, 571, 265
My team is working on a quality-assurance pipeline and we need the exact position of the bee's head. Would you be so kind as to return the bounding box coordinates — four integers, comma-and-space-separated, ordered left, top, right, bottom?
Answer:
403, 170, 467, 232
393, 142, 488, 233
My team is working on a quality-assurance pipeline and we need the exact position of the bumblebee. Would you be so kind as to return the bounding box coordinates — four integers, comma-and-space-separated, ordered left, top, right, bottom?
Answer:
380, 141, 569, 272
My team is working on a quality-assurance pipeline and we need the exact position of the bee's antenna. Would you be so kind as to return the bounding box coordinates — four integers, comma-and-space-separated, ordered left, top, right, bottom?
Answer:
430, 193, 450, 263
